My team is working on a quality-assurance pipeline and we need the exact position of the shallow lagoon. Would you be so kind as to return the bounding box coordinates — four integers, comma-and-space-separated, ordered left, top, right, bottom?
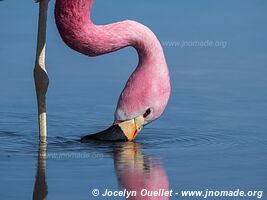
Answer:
0, 0, 267, 199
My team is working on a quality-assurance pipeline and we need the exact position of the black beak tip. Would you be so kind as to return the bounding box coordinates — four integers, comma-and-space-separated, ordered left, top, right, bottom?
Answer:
80, 125, 128, 143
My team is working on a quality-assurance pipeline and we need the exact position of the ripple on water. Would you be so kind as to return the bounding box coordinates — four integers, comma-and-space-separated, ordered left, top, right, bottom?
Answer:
1, 125, 266, 158
0, 130, 37, 155
136, 127, 266, 151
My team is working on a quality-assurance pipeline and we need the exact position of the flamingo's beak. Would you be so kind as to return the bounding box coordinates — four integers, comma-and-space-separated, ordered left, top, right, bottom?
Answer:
81, 115, 145, 142
116, 115, 145, 141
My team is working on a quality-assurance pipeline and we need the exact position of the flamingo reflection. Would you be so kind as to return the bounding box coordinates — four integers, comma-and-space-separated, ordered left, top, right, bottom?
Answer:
113, 142, 170, 200
31, 141, 169, 200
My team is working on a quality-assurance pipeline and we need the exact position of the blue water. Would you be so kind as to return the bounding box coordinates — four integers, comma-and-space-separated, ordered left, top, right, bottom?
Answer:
0, 0, 267, 200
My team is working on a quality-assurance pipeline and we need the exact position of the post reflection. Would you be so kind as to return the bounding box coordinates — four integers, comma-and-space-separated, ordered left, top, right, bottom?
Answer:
32, 142, 48, 200
113, 142, 170, 200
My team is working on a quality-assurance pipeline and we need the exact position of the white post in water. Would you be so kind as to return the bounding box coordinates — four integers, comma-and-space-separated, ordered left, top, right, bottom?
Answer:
34, 0, 49, 143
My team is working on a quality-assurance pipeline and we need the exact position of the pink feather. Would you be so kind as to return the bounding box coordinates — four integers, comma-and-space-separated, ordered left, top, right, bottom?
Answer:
55, 0, 171, 124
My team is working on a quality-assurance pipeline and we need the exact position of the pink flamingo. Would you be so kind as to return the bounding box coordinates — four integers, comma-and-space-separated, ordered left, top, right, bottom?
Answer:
34, 0, 170, 142
55, 0, 171, 141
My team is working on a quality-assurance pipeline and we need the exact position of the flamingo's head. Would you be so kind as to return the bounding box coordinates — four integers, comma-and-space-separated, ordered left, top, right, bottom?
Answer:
80, 61, 171, 143
111, 59, 171, 141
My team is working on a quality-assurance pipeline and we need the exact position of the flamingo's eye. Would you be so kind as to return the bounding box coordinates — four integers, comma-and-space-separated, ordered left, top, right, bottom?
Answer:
143, 108, 151, 118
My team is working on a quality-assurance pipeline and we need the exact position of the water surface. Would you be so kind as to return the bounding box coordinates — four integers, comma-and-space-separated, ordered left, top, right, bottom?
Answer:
0, 0, 267, 199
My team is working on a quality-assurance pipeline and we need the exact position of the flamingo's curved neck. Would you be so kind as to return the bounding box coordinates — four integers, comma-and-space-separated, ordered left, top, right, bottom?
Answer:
55, 0, 165, 64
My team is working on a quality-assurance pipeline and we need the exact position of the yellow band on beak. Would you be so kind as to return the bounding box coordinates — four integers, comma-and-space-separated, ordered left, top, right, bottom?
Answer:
118, 115, 145, 141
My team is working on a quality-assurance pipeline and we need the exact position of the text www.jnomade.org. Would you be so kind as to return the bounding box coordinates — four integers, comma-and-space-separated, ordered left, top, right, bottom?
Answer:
91, 188, 263, 199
